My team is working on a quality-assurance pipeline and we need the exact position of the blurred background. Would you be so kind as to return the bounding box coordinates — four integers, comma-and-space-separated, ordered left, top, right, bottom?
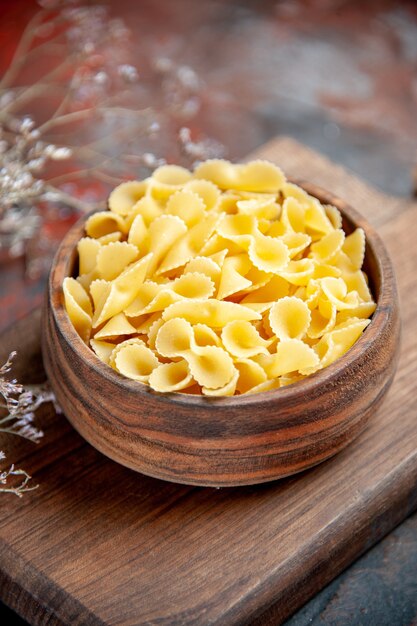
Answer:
1, 0, 416, 332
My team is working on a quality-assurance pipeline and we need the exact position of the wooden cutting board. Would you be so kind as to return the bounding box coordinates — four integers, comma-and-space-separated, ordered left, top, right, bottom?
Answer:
1, 138, 416, 626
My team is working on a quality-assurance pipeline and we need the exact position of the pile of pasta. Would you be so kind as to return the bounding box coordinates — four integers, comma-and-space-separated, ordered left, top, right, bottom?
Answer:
63, 159, 376, 396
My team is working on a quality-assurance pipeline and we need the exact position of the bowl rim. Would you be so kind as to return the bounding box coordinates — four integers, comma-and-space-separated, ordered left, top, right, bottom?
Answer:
48, 179, 397, 409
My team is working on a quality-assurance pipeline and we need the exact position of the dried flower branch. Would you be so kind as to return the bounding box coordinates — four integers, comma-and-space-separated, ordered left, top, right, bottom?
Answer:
0, 3, 224, 273
178, 127, 226, 166
0, 464, 39, 498
0, 351, 59, 496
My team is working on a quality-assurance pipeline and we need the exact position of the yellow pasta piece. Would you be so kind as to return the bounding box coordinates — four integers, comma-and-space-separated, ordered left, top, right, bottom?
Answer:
216, 213, 256, 247
257, 218, 273, 234
125, 196, 163, 229
278, 259, 315, 286
90, 338, 116, 365
142, 214, 188, 276
221, 320, 272, 358
114, 342, 160, 382
238, 270, 272, 296
156, 213, 219, 275
202, 367, 239, 396
125, 272, 214, 317
237, 190, 277, 201
133, 312, 162, 335
184, 179, 221, 210
77, 238, 101, 276
155, 318, 235, 389
248, 234, 289, 274
166, 189, 206, 227
150, 164, 192, 200
85, 211, 126, 239
342, 228, 365, 270
214, 193, 240, 215
216, 254, 252, 300
187, 346, 235, 389
269, 296, 311, 340
108, 180, 148, 215
240, 276, 290, 311
162, 299, 261, 327
312, 261, 342, 279
320, 277, 359, 310
193, 324, 221, 347
246, 378, 282, 395
184, 256, 221, 286
128, 214, 147, 249
217, 214, 289, 274
310, 229, 345, 263
266, 339, 319, 377
324, 204, 343, 229
96, 241, 138, 281
155, 318, 194, 357
149, 360, 194, 392
343, 270, 373, 302
336, 301, 376, 323
63, 277, 92, 343
237, 197, 280, 220
108, 337, 146, 364
280, 232, 311, 259
124, 281, 162, 317
194, 159, 285, 193
304, 200, 334, 235
93, 312, 136, 340
97, 232, 123, 245
282, 182, 311, 205
267, 220, 286, 238
92, 253, 153, 327
208, 249, 229, 267
281, 197, 306, 233
89, 279, 109, 311
312, 318, 371, 370
234, 359, 267, 394
307, 300, 337, 339
304, 280, 321, 309
147, 317, 165, 350
77, 269, 100, 291
199, 233, 242, 258
172, 272, 215, 299
279, 372, 307, 387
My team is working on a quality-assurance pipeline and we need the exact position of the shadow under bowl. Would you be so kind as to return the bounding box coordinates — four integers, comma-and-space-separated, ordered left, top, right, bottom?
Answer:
42, 181, 400, 487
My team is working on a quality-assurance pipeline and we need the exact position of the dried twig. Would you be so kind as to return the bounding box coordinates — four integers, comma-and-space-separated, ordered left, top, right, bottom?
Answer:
0, 464, 39, 497
0, 352, 58, 497
0, 9, 49, 91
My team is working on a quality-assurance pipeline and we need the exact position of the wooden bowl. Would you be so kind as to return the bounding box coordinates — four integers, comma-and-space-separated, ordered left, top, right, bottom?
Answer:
42, 182, 400, 487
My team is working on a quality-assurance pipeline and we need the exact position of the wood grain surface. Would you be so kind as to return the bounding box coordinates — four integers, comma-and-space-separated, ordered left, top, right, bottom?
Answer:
42, 181, 400, 487
0, 138, 416, 626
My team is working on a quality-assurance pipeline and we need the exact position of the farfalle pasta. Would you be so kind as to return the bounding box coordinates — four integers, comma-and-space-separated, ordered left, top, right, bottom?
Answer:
64, 159, 376, 396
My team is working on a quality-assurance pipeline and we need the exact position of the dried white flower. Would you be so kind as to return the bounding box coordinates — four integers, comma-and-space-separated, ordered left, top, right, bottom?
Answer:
179, 127, 226, 165
118, 64, 139, 83
141, 152, 166, 169
94, 71, 109, 86
0, 352, 59, 496
177, 65, 200, 91
50, 147, 73, 160
0, 464, 38, 497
